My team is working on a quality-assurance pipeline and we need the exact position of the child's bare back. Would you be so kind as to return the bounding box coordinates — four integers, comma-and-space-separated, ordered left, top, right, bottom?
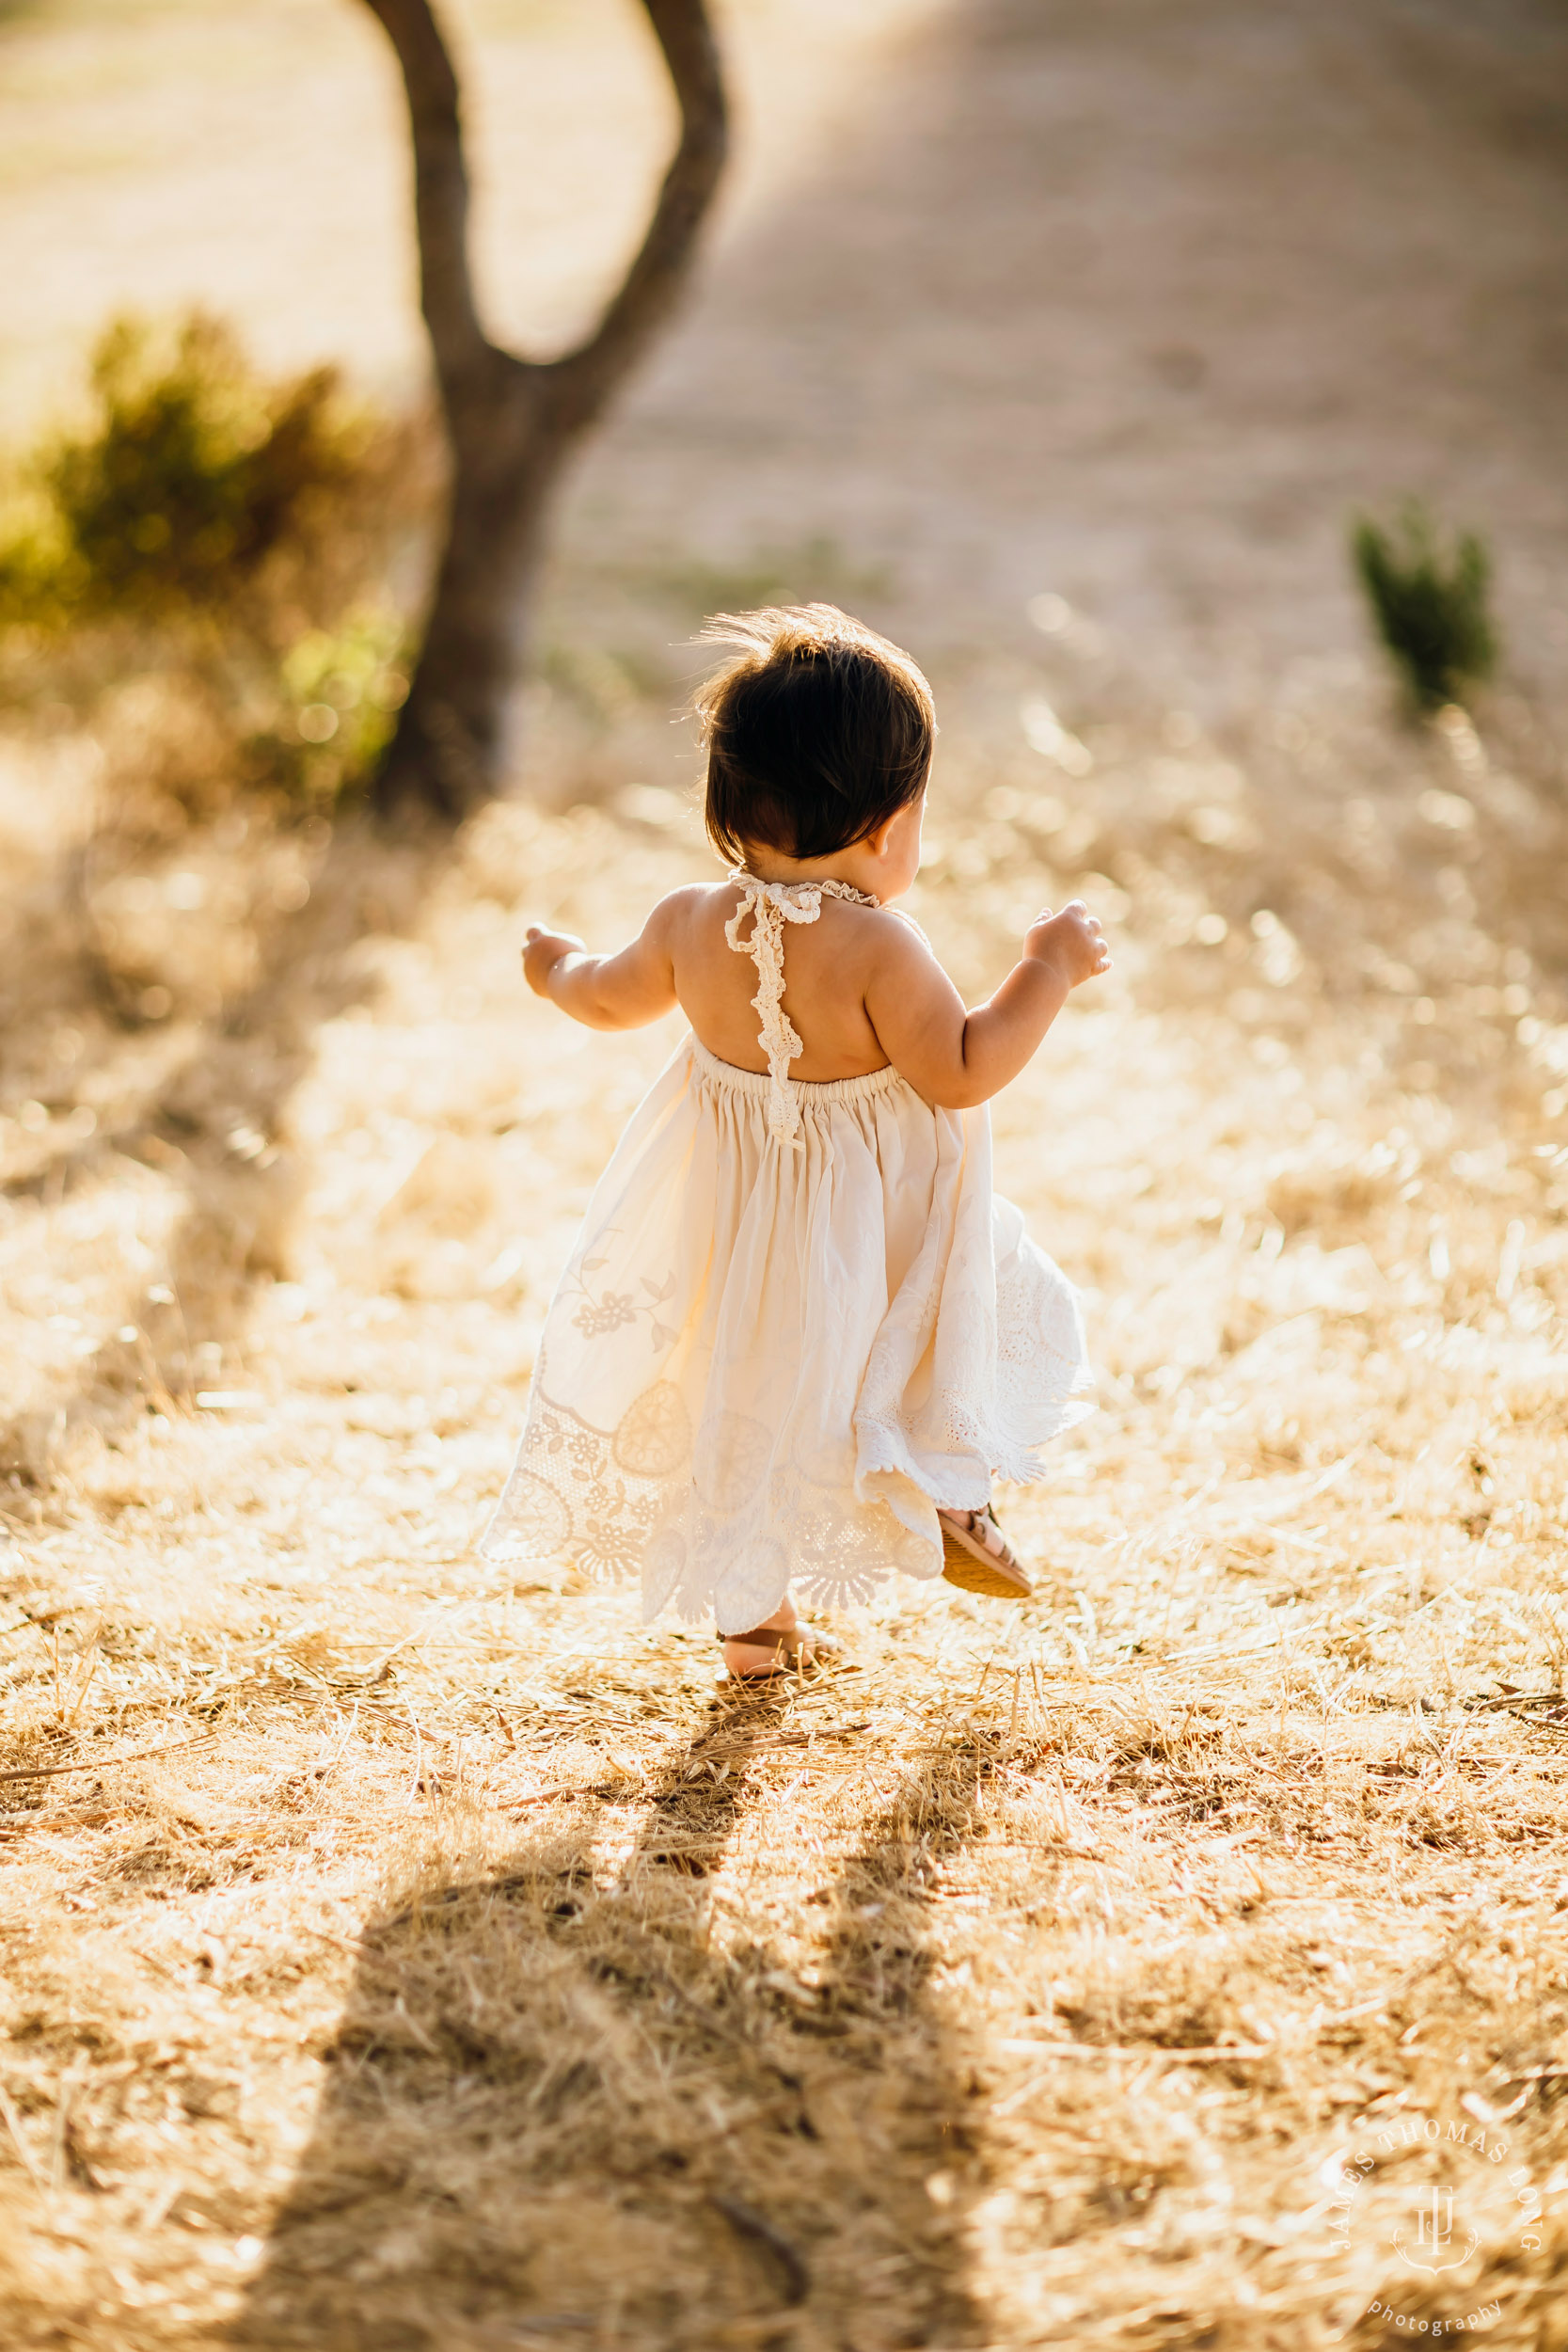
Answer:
661, 882, 896, 1082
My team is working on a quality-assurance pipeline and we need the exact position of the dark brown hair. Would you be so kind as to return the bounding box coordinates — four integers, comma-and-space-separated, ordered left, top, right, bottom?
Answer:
693, 603, 935, 866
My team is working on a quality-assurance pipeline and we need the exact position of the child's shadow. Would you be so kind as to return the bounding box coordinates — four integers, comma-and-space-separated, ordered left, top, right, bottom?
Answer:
232, 1690, 1007, 2350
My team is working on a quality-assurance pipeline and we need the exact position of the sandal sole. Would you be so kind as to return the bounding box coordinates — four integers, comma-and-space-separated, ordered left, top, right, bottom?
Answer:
940, 1526, 1034, 1600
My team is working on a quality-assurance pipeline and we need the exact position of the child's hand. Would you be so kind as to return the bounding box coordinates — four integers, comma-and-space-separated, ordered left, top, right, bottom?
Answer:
1023, 900, 1111, 988
523, 924, 585, 998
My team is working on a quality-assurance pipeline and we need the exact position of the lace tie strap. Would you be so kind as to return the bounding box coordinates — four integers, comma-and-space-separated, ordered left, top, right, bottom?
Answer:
725, 867, 879, 1145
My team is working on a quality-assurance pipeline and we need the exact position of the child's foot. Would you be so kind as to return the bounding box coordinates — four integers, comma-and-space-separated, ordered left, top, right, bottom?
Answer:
938, 1506, 1033, 1600
718, 1596, 838, 1679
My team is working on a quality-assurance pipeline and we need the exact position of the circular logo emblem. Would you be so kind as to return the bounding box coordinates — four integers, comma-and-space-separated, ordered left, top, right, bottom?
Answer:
1319, 2105, 1541, 2334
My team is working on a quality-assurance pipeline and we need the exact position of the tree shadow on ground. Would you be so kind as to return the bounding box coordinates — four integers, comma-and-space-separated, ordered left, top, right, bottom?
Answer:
231, 1688, 1009, 2352
0, 814, 445, 1496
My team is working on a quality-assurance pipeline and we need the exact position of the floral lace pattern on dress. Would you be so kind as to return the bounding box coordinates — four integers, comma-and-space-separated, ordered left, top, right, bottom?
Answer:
483, 1037, 1094, 1632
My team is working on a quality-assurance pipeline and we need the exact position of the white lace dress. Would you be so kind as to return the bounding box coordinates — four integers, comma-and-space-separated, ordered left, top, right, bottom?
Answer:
482, 872, 1093, 1632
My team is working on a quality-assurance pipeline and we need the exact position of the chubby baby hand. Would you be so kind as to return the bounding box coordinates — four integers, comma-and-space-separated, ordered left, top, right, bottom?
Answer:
1023, 899, 1112, 988
523, 924, 585, 997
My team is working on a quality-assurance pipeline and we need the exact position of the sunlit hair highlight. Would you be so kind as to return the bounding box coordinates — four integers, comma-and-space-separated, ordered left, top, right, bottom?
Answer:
693, 603, 935, 866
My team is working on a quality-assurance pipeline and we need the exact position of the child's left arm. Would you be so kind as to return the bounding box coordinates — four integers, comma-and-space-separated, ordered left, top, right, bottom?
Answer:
522, 893, 685, 1031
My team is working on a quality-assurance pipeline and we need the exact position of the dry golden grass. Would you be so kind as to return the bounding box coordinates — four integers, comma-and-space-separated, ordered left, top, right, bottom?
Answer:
0, 664, 1566, 2350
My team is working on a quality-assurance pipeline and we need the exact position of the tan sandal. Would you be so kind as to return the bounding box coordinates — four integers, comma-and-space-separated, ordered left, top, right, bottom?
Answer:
938, 1507, 1034, 1600
716, 1622, 840, 1679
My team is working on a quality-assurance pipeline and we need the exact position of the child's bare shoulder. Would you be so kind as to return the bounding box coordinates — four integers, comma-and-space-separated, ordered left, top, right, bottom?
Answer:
643, 882, 729, 940
831, 898, 937, 967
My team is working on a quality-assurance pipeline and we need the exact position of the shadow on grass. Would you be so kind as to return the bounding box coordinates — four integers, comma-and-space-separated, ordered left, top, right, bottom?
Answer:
231, 1692, 1008, 2352
0, 814, 446, 1493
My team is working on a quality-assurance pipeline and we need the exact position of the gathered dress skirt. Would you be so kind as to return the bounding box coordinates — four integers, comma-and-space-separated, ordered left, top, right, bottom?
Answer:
482, 1035, 1093, 1633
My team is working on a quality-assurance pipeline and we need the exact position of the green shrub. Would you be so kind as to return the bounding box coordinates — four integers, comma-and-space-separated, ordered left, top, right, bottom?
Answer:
249, 609, 412, 803
0, 311, 431, 818
1352, 503, 1497, 711
0, 311, 364, 631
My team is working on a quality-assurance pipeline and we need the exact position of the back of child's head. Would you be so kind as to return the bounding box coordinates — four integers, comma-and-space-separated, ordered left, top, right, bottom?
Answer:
694, 603, 935, 865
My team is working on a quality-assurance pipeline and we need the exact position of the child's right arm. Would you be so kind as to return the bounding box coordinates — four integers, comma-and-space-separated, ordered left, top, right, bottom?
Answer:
523, 891, 693, 1030
863, 900, 1109, 1109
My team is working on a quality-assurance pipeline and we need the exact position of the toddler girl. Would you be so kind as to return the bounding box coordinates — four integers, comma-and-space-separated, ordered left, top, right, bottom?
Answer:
483, 605, 1107, 1679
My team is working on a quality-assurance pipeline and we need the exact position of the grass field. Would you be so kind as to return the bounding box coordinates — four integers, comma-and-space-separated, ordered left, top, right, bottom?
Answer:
0, 662, 1565, 2346
3, 0, 1568, 2343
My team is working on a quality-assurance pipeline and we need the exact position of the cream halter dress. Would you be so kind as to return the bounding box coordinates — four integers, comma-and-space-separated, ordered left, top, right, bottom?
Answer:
482, 871, 1093, 1633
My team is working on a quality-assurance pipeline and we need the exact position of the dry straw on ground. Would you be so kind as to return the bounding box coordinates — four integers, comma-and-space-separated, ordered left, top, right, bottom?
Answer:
0, 667, 1565, 2351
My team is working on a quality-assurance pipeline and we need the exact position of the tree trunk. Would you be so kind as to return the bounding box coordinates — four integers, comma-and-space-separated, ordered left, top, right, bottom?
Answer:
361, 0, 727, 818
383, 353, 562, 818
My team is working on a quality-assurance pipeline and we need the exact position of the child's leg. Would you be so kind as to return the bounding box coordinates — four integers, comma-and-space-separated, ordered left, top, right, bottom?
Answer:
719, 1591, 836, 1678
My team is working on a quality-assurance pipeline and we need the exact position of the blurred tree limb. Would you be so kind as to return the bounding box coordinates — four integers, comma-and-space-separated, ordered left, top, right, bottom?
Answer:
360, 0, 727, 818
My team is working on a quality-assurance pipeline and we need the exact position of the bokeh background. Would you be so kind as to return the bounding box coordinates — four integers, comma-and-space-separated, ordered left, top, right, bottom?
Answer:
2, 5, 1567, 2349
8, 0, 1568, 738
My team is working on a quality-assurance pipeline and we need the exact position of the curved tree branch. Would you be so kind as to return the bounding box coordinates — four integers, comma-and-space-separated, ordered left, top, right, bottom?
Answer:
359, 0, 728, 815
546, 0, 728, 429
363, 0, 725, 432
360, 0, 496, 405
